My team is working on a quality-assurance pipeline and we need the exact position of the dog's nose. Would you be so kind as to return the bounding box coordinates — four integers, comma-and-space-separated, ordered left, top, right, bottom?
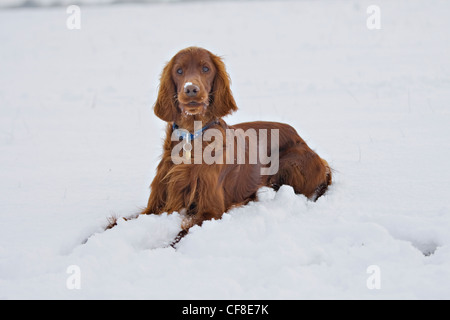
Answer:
184, 83, 200, 97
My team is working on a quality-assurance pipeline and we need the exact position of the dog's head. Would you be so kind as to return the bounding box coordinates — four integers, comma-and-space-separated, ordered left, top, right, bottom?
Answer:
154, 47, 238, 123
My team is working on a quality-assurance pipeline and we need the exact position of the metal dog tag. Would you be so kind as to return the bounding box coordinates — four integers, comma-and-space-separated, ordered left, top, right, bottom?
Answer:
183, 138, 192, 160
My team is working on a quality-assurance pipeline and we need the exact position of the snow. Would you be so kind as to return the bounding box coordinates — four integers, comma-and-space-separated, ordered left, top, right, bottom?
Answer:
1, 0, 450, 299
0, 0, 193, 8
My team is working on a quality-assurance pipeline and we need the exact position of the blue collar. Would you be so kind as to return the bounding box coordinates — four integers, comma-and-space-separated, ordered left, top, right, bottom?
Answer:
172, 120, 219, 141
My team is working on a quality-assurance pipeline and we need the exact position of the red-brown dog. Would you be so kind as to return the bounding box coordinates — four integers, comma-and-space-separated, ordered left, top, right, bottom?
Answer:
142, 47, 331, 239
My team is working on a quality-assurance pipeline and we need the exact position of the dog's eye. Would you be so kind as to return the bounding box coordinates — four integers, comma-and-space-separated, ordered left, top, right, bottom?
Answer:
202, 66, 209, 73
176, 68, 183, 75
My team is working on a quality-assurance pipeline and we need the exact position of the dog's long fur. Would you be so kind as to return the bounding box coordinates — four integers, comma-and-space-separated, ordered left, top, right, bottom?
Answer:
142, 47, 332, 236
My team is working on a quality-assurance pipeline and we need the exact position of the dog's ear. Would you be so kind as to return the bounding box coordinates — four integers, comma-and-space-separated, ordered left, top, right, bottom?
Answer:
154, 59, 178, 122
209, 53, 238, 118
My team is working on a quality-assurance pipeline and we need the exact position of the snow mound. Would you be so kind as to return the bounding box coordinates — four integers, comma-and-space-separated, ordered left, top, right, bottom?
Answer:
80, 213, 182, 253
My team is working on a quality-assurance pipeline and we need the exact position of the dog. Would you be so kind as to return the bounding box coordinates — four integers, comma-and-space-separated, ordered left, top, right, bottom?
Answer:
142, 47, 331, 243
